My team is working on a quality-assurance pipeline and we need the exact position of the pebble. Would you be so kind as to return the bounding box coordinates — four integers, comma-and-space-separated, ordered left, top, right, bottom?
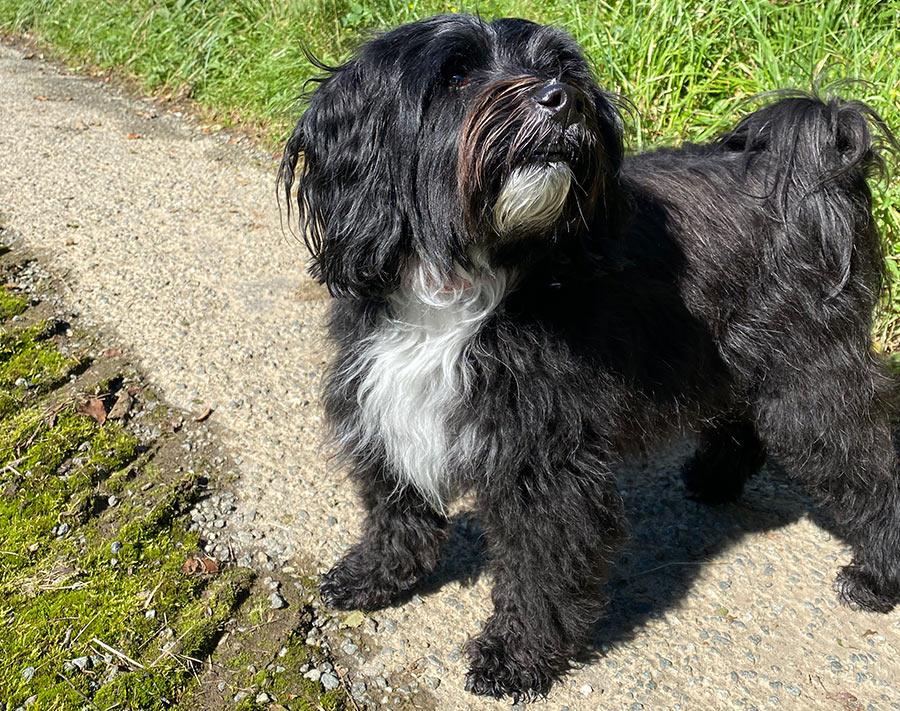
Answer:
56, 523, 69, 537
351, 680, 367, 697
320, 671, 340, 690
110, 541, 122, 554
21, 666, 35, 682
580, 684, 593, 696
71, 656, 91, 671
303, 668, 321, 682
269, 592, 287, 609
233, 691, 249, 703
255, 693, 270, 703
342, 641, 359, 655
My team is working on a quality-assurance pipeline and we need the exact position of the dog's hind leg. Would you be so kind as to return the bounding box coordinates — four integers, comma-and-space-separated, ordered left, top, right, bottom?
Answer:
753, 360, 900, 613
319, 471, 450, 611
465, 461, 626, 700
682, 417, 767, 504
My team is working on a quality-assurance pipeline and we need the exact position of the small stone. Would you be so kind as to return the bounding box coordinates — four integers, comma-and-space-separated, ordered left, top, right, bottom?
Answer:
21, 666, 35, 682
269, 592, 287, 609
255, 693, 271, 703
71, 656, 91, 671
145, 610, 156, 619
110, 541, 123, 555
23, 696, 37, 708
14, 377, 30, 389
107, 494, 118, 507
351, 680, 367, 697
56, 523, 69, 537
580, 684, 593, 696
303, 668, 321, 682
342, 641, 359, 655
233, 691, 249, 703
320, 672, 340, 690
217, 681, 226, 692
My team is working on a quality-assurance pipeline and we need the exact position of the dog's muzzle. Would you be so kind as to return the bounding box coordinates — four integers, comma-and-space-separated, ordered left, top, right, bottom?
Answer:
533, 82, 584, 130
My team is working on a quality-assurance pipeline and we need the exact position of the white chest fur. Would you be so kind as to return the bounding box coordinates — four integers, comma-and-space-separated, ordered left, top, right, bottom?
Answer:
348, 263, 510, 511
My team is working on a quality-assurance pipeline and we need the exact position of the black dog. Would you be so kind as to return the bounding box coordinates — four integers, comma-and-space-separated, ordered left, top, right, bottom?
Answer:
280, 14, 900, 700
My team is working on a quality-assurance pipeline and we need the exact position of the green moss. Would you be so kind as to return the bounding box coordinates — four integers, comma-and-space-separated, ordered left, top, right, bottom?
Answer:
0, 288, 27, 320
246, 592, 271, 625
92, 569, 254, 710
0, 321, 81, 391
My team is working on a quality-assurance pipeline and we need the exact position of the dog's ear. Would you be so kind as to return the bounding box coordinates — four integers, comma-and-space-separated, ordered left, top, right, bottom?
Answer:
587, 89, 627, 239
279, 62, 413, 299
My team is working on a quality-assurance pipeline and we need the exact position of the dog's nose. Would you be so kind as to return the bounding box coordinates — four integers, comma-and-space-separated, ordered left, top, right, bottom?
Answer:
533, 83, 580, 127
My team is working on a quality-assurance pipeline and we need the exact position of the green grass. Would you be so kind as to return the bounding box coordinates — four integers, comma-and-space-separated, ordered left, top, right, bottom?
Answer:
1, 0, 899, 339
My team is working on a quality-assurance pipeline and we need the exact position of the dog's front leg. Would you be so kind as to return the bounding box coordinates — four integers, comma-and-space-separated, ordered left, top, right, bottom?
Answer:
465, 462, 626, 700
320, 468, 450, 611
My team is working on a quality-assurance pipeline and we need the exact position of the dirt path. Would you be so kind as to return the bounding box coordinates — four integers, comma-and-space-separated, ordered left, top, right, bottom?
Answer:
2, 41, 899, 711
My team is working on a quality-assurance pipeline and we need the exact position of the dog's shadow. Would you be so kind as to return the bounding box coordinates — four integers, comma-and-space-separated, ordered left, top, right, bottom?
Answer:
410, 443, 849, 651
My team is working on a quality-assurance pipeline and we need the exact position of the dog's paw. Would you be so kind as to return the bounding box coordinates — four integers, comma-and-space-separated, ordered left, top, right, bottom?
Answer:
835, 565, 899, 614
319, 555, 401, 611
464, 633, 556, 701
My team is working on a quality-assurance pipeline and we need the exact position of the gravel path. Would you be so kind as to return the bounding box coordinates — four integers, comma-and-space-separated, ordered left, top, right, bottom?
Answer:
2, 42, 900, 711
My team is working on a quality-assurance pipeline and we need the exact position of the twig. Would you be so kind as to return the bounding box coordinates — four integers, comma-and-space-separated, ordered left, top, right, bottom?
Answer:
71, 612, 100, 645
627, 560, 728, 579
143, 579, 164, 609
57, 672, 98, 709
91, 637, 145, 670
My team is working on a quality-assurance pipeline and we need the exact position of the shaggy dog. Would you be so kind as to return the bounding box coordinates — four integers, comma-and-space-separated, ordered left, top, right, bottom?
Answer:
279, 14, 900, 700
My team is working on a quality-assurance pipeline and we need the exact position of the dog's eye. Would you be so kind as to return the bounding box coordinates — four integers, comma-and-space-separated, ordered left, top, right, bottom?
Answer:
448, 73, 469, 88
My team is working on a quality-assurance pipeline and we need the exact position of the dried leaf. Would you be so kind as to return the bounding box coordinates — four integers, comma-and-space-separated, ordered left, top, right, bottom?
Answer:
182, 554, 219, 575
100, 348, 122, 357
108, 392, 133, 420
342, 610, 365, 628
73, 120, 88, 131
193, 407, 214, 422
4, 282, 22, 290
125, 133, 142, 140
76, 397, 107, 425
34, 95, 48, 101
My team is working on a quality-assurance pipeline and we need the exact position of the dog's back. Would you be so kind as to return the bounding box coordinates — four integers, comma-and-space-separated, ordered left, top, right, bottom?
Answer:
621, 95, 895, 385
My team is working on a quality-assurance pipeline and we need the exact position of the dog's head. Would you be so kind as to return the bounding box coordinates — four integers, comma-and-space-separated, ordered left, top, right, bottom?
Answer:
280, 15, 624, 297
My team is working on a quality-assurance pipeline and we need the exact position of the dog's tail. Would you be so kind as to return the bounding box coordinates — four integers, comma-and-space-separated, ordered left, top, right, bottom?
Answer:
718, 91, 898, 297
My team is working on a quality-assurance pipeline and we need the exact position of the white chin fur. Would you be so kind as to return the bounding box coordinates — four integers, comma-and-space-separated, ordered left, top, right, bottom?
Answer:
493, 161, 573, 236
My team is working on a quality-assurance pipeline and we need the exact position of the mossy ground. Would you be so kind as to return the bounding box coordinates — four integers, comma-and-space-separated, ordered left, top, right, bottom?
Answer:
0, 248, 349, 710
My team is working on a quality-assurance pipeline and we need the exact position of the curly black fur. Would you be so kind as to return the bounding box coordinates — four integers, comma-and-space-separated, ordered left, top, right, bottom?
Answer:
279, 14, 900, 700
